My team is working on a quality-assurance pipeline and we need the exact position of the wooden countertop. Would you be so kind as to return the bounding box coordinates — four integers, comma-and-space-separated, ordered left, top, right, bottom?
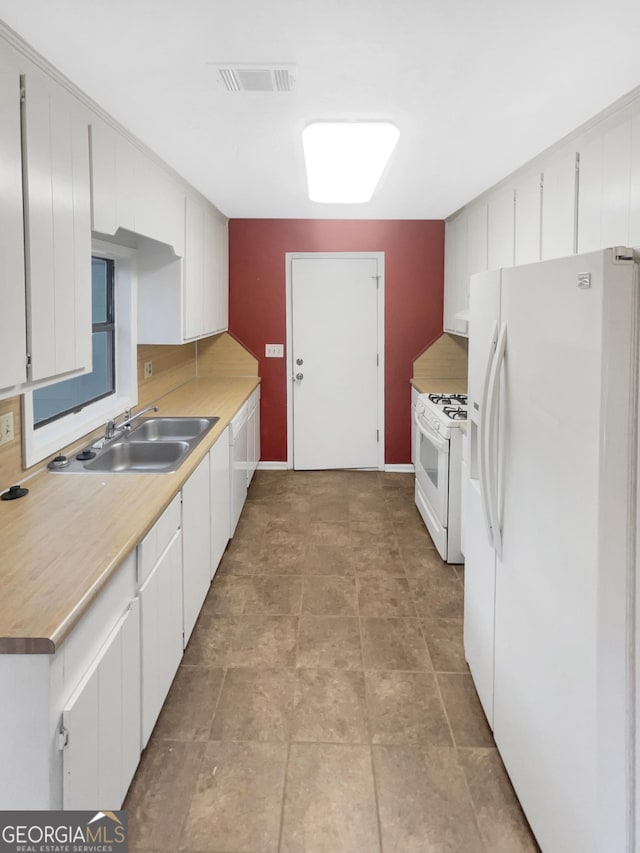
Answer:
0, 377, 259, 654
411, 377, 467, 395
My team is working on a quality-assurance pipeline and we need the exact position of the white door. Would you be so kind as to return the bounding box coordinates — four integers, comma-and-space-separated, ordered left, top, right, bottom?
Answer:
290, 255, 381, 470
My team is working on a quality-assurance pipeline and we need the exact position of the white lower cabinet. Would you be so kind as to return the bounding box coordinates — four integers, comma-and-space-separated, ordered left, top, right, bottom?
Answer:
247, 387, 261, 486
229, 402, 249, 536
411, 387, 418, 468
62, 599, 140, 810
210, 426, 231, 576
137, 495, 183, 747
0, 422, 239, 810
182, 453, 212, 644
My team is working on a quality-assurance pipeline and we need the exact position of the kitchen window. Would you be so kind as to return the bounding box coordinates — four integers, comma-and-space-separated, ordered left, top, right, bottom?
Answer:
32, 258, 116, 427
23, 240, 137, 467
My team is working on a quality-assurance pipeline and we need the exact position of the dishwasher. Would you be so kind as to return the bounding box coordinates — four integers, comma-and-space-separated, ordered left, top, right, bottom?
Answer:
229, 401, 249, 536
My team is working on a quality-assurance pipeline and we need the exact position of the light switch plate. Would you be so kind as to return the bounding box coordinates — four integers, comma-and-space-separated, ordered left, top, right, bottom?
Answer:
265, 344, 284, 358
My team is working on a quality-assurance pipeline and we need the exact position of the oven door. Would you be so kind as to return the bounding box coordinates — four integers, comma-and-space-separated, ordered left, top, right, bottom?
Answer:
414, 413, 450, 526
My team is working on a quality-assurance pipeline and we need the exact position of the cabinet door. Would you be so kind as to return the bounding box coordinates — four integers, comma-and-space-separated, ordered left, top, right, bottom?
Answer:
577, 135, 603, 253
139, 529, 183, 746
630, 115, 640, 247
0, 61, 27, 391
89, 117, 118, 235
23, 72, 91, 382
184, 196, 205, 340
514, 173, 542, 264
443, 213, 469, 335
541, 150, 578, 260
466, 203, 487, 279
182, 453, 212, 644
210, 428, 231, 577
205, 207, 229, 335
487, 188, 514, 270
62, 600, 140, 810
601, 120, 632, 247
247, 388, 260, 486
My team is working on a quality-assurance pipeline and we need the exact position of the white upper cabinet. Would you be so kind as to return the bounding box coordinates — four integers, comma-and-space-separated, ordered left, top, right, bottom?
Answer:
445, 92, 640, 334
577, 133, 603, 253
514, 172, 541, 265
630, 115, 640, 247
467, 203, 488, 278
600, 121, 632, 247
23, 70, 92, 383
443, 203, 487, 337
184, 195, 206, 339
185, 197, 229, 340
443, 212, 469, 335
541, 149, 578, 260
578, 119, 637, 252
0, 55, 27, 392
90, 118, 184, 256
487, 188, 515, 270
205, 204, 230, 335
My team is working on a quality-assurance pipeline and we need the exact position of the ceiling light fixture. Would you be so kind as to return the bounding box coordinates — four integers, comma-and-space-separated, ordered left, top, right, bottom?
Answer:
302, 121, 400, 204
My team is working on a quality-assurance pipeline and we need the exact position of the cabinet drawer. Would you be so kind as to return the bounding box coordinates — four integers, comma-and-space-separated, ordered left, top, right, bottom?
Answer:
137, 493, 181, 586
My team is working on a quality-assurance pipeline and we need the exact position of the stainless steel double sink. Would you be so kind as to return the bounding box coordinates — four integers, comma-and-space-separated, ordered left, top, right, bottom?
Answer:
55, 417, 220, 474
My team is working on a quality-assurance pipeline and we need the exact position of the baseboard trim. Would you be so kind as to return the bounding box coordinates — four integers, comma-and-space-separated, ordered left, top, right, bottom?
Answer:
257, 461, 414, 473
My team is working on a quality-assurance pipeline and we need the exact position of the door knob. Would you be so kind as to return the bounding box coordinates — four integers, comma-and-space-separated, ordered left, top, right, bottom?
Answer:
295, 372, 304, 381
296, 358, 304, 365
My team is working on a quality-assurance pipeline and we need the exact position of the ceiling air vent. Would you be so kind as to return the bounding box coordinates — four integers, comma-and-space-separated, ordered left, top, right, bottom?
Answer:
213, 64, 296, 93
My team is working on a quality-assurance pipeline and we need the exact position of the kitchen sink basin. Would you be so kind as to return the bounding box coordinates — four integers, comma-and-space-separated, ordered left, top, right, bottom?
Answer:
49, 415, 220, 474
83, 440, 191, 473
129, 416, 217, 442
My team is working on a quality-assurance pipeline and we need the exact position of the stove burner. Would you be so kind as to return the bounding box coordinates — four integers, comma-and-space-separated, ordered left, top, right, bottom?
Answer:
449, 393, 468, 405
428, 393, 468, 407
443, 406, 467, 420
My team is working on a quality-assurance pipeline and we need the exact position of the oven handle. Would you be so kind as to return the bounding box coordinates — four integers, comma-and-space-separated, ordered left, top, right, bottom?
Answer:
485, 322, 507, 558
415, 414, 450, 454
478, 321, 497, 548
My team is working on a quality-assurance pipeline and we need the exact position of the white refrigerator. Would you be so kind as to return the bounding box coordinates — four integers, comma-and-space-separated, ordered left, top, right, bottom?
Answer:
464, 248, 638, 853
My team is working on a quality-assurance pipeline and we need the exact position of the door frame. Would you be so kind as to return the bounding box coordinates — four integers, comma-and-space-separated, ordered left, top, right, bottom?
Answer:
285, 251, 385, 470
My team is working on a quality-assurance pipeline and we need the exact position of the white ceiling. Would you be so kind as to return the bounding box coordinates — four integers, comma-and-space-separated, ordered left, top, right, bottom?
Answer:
0, 0, 639, 220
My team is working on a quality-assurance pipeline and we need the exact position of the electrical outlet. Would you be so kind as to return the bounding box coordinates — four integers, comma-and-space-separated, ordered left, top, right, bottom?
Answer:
0, 412, 14, 446
144, 361, 153, 379
265, 343, 284, 358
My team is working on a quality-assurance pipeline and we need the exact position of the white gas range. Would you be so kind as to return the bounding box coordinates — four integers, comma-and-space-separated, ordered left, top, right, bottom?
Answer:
414, 392, 467, 563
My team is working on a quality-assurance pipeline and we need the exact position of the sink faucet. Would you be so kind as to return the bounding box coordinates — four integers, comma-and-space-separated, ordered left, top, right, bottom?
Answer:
95, 404, 159, 448
120, 404, 159, 431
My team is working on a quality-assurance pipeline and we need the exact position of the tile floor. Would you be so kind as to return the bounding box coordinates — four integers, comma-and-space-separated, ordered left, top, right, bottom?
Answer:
125, 470, 539, 853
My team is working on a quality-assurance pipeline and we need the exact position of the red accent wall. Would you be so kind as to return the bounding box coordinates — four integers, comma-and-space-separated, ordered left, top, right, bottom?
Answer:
228, 219, 445, 465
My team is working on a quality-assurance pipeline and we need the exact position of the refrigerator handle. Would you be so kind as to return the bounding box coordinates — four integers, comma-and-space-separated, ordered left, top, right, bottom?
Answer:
478, 321, 498, 548
486, 322, 507, 558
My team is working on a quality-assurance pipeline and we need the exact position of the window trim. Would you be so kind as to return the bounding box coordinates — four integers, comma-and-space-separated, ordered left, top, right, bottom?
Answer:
23, 240, 138, 469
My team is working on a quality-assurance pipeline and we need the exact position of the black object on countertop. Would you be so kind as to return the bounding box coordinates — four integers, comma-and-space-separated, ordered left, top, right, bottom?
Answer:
75, 449, 96, 461
1, 484, 29, 500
